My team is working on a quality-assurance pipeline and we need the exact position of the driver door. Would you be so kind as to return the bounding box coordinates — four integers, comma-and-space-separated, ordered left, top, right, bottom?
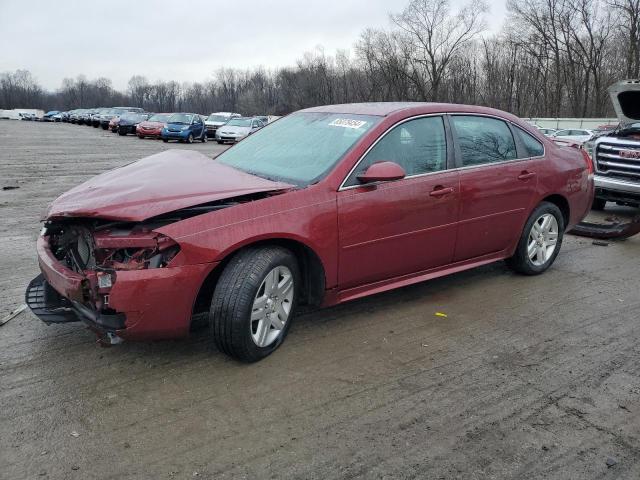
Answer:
337, 116, 460, 289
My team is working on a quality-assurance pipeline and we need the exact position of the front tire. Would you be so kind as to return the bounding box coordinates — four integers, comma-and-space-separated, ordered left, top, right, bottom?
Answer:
162, 138, 168, 143
210, 246, 299, 362
186, 133, 194, 144
506, 201, 564, 275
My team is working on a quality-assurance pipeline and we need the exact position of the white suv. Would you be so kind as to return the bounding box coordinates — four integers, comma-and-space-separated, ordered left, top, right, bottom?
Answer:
204, 112, 241, 138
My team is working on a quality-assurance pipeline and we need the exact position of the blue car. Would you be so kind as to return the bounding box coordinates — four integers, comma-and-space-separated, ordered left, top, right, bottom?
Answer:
42, 110, 60, 122
161, 113, 207, 143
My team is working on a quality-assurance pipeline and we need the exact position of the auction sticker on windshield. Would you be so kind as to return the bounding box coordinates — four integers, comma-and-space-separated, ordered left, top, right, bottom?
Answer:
329, 118, 368, 129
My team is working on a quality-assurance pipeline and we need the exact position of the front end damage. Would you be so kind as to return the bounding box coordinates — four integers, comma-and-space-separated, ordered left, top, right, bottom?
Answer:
26, 218, 213, 344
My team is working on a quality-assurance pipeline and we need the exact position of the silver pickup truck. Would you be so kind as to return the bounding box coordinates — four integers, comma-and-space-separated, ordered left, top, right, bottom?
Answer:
592, 80, 640, 210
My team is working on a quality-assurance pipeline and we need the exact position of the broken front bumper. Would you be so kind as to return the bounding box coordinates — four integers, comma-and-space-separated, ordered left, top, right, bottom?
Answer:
26, 273, 126, 330
26, 235, 216, 341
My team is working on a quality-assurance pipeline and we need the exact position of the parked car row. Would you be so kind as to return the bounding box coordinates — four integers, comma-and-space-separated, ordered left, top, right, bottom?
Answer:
49, 106, 270, 144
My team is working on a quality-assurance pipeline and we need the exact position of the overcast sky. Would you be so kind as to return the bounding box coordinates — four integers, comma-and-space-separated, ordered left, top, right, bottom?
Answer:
0, 0, 507, 91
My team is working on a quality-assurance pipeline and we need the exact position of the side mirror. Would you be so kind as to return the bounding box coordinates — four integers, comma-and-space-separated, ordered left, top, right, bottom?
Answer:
357, 161, 406, 184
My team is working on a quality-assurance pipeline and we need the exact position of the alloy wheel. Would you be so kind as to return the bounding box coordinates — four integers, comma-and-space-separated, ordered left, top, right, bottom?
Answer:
250, 266, 294, 347
527, 213, 559, 266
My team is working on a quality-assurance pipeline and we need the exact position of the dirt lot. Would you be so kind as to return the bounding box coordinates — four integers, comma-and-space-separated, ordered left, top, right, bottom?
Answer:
1, 120, 640, 479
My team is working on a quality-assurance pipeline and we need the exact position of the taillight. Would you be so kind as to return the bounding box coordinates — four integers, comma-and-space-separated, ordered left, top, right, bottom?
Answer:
580, 147, 594, 175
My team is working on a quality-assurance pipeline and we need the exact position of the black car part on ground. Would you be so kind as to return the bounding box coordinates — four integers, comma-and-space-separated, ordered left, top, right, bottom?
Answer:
569, 214, 640, 240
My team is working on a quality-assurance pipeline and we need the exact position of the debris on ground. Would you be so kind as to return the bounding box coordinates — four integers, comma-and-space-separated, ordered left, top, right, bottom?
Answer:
606, 457, 618, 468
435, 312, 448, 318
592, 240, 609, 247
570, 214, 640, 240
0, 304, 27, 326
70, 431, 80, 438
2, 185, 20, 190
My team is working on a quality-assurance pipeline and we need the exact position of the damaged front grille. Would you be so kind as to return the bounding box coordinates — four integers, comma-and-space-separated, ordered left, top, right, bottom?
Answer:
49, 225, 97, 273
47, 221, 180, 273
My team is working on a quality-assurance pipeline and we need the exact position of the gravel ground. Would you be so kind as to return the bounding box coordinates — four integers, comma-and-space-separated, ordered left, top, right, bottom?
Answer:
1, 120, 639, 480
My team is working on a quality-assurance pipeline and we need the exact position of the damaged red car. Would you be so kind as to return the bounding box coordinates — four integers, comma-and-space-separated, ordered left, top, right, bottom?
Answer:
26, 103, 594, 362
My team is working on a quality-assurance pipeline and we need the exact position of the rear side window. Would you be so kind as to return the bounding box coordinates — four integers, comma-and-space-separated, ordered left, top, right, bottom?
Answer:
346, 116, 447, 185
514, 127, 544, 157
450, 116, 517, 167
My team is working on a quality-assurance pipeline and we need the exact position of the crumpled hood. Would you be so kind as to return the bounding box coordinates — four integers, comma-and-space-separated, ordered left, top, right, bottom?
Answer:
46, 149, 294, 222
609, 80, 640, 124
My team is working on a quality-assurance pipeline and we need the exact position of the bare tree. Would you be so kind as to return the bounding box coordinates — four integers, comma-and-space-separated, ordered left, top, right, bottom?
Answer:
609, 0, 640, 77
391, 0, 488, 100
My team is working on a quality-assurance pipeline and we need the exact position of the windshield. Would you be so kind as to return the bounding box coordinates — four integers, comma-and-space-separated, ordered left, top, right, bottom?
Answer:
217, 112, 381, 186
207, 115, 230, 122
227, 118, 252, 127
168, 113, 193, 124
149, 114, 170, 122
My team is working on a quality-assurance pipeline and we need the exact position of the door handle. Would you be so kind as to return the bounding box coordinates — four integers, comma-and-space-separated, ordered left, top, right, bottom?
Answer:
429, 186, 454, 197
518, 171, 536, 180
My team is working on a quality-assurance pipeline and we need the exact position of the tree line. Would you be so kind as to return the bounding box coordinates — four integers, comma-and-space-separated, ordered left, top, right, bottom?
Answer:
1, 0, 638, 118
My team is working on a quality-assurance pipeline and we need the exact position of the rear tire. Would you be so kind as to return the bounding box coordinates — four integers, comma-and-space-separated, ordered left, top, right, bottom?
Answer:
118, 129, 126, 136
506, 201, 564, 275
592, 198, 606, 211
201, 133, 207, 143
162, 138, 168, 143
209, 246, 299, 362
217, 140, 223, 144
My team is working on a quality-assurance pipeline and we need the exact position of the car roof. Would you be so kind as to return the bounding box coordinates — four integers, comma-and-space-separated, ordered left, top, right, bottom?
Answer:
300, 102, 522, 120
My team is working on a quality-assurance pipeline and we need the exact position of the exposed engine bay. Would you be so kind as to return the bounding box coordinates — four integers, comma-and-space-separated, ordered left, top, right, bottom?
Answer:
44, 192, 275, 273
46, 221, 180, 272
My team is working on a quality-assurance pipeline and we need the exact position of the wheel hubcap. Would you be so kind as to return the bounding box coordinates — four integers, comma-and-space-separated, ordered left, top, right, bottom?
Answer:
528, 213, 559, 266
250, 266, 294, 347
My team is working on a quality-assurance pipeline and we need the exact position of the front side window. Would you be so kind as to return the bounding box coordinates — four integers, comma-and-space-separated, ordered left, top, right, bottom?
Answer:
217, 112, 381, 186
450, 116, 517, 167
345, 116, 447, 186
514, 126, 544, 157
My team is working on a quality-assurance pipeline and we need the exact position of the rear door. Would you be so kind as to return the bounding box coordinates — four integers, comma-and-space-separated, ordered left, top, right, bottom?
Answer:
450, 115, 541, 261
337, 115, 460, 289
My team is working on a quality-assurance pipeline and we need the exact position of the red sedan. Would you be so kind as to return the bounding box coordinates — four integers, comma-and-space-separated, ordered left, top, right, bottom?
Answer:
26, 103, 594, 362
136, 113, 171, 139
